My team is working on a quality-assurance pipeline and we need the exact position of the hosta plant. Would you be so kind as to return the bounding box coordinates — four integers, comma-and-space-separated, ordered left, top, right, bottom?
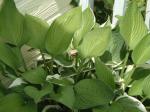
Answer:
0, 0, 150, 112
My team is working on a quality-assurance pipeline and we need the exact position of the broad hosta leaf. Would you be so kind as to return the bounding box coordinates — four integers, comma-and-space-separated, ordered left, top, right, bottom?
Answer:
0, 93, 23, 112
22, 67, 47, 84
120, 2, 147, 50
93, 96, 147, 112
73, 7, 95, 47
78, 27, 111, 58
113, 96, 147, 112
128, 68, 150, 96
0, 43, 21, 69
24, 83, 53, 103
132, 34, 150, 65
128, 78, 145, 96
23, 14, 49, 50
0, 0, 24, 46
95, 58, 115, 89
93, 106, 110, 112
18, 103, 37, 112
45, 7, 82, 56
108, 30, 125, 62
52, 86, 75, 109
0, 93, 37, 112
142, 75, 150, 98
74, 79, 114, 109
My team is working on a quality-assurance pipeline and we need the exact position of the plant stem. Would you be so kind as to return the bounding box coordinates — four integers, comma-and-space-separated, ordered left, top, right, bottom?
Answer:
120, 51, 130, 78
40, 50, 47, 68
20, 49, 28, 71
50, 57, 54, 74
141, 97, 147, 103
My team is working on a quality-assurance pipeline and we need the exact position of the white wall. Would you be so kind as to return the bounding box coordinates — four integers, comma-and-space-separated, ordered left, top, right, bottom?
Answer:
15, 0, 72, 24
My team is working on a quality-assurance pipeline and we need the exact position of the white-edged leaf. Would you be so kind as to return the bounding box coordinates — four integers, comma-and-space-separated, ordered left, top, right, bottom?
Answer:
114, 95, 147, 112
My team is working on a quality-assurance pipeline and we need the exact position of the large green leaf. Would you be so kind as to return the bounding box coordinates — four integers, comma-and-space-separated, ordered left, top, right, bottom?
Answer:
0, 43, 21, 69
93, 96, 147, 112
108, 30, 125, 62
73, 7, 95, 47
0, 93, 37, 112
95, 58, 115, 89
142, 75, 150, 98
113, 96, 147, 112
0, 0, 24, 46
74, 79, 114, 109
120, 2, 147, 50
45, 7, 82, 56
78, 27, 111, 58
23, 14, 49, 50
52, 86, 75, 109
24, 83, 53, 103
22, 67, 47, 84
132, 34, 150, 65
128, 67, 150, 96
128, 78, 145, 96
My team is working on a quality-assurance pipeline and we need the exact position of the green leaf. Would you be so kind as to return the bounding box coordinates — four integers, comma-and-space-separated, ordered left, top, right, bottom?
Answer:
128, 67, 150, 96
0, 0, 24, 46
18, 103, 37, 112
0, 93, 37, 112
73, 7, 95, 47
142, 75, 150, 98
78, 27, 111, 58
0, 93, 23, 112
95, 58, 115, 90
93, 96, 147, 112
47, 74, 74, 86
0, 43, 21, 69
22, 67, 47, 84
23, 14, 49, 50
52, 86, 75, 109
128, 78, 145, 96
45, 7, 82, 56
120, 2, 147, 50
132, 34, 150, 65
74, 79, 114, 109
108, 30, 125, 62
93, 106, 110, 112
24, 83, 53, 103
113, 96, 147, 112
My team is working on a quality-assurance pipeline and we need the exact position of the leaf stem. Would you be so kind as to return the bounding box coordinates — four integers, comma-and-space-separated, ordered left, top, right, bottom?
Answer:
40, 50, 47, 68
120, 51, 130, 78
20, 49, 28, 71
